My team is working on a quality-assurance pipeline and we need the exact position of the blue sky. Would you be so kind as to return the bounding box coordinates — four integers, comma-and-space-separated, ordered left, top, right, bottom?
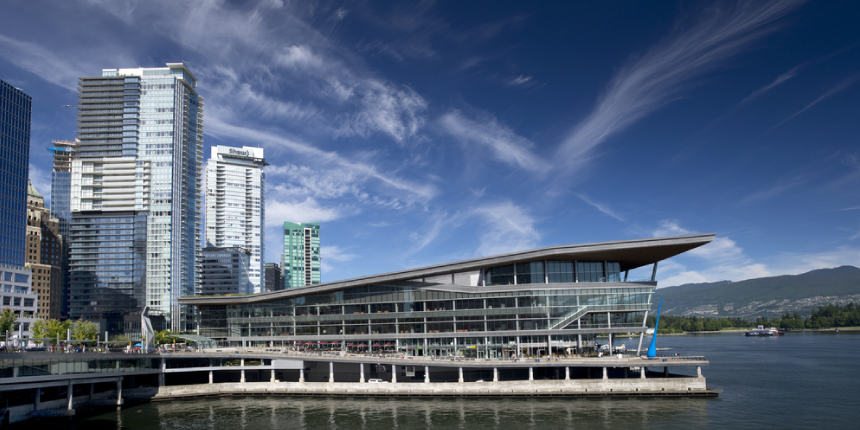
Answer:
2, 0, 859, 287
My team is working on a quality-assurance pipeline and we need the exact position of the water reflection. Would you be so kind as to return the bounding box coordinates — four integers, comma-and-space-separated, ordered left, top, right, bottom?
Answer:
85, 396, 709, 430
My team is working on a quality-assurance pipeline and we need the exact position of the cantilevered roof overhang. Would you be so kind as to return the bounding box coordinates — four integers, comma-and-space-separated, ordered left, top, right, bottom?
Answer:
181, 233, 714, 306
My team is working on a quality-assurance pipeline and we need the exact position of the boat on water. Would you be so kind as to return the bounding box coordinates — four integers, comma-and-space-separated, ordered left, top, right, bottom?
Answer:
745, 326, 783, 336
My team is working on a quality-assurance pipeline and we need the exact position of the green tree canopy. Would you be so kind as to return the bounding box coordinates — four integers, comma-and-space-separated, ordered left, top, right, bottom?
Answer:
0, 309, 17, 336
71, 319, 99, 343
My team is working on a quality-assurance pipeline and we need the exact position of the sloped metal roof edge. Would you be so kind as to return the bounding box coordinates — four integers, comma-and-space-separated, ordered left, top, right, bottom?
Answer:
181, 233, 714, 306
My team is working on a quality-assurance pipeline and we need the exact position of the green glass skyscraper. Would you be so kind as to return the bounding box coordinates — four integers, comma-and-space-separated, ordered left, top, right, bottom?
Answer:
282, 222, 320, 288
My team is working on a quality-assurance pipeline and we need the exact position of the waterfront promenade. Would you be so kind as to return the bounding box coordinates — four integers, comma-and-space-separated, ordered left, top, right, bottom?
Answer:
0, 348, 713, 423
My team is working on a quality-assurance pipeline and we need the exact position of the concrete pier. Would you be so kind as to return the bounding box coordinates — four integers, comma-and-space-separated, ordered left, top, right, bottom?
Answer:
152, 378, 717, 399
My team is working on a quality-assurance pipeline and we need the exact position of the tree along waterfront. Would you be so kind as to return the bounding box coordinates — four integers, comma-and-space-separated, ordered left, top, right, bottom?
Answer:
642, 302, 860, 333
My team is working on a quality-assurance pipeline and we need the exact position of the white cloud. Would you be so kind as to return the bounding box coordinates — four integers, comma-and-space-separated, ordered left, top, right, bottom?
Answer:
335, 79, 427, 143
207, 119, 439, 205
737, 66, 799, 107
507, 75, 533, 86
653, 220, 692, 237
767, 73, 860, 132
28, 165, 52, 206
275, 45, 325, 70
555, 0, 803, 174
469, 201, 540, 257
265, 198, 347, 226
0, 34, 129, 91
577, 194, 625, 222
439, 110, 549, 173
320, 245, 359, 273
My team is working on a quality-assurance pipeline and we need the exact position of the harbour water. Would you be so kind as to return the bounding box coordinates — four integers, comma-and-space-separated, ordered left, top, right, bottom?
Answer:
40, 331, 860, 429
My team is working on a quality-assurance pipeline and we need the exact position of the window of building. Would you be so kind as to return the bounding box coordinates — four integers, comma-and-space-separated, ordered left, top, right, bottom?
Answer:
577, 261, 605, 283
486, 264, 514, 286
515, 261, 545, 285
547, 261, 574, 283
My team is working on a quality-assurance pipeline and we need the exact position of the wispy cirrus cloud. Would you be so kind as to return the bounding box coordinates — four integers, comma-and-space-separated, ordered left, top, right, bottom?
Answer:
577, 194, 625, 222
320, 245, 360, 273
439, 110, 548, 173
207, 118, 439, 205
737, 66, 799, 107
470, 201, 540, 257
766, 73, 860, 132
555, 0, 804, 173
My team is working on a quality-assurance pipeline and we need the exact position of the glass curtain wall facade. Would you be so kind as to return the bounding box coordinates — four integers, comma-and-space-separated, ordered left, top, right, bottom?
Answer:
198, 247, 251, 295
48, 140, 75, 318
197, 259, 652, 358
204, 146, 265, 293
0, 79, 31, 268
282, 222, 320, 288
70, 64, 204, 332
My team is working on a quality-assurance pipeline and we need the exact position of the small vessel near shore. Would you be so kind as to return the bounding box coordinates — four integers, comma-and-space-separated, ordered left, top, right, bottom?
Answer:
745, 326, 783, 336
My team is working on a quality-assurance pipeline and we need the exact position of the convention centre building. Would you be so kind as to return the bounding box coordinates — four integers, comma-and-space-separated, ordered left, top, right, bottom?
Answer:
182, 234, 714, 358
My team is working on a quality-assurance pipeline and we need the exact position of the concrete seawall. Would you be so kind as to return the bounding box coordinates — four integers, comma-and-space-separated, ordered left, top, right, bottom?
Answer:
154, 378, 716, 399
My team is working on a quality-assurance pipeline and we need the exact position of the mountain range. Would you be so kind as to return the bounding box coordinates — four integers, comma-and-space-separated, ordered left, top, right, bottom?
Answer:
652, 266, 860, 318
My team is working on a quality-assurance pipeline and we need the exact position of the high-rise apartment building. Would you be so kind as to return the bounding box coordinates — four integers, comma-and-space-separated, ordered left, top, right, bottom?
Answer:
264, 263, 282, 292
282, 222, 320, 288
70, 64, 204, 332
204, 146, 266, 293
0, 79, 31, 268
26, 181, 63, 320
48, 139, 75, 318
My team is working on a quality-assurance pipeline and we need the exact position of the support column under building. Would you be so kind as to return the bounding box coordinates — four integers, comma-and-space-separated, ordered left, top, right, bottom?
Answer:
299, 368, 305, 383
602, 367, 608, 380
493, 367, 498, 382
565, 367, 570, 381
271, 369, 276, 383
528, 367, 533, 381
458, 367, 463, 383
360, 363, 365, 383
34, 388, 40, 410
116, 377, 123, 407
209, 370, 214, 384
641, 367, 646, 379
392, 365, 397, 383
67, 381, 73, 411
697, 366, 702, 378
329, 362, 334, 383
89, 383, 94, 399
424, 366, 430, 383
241, 359, 246, 383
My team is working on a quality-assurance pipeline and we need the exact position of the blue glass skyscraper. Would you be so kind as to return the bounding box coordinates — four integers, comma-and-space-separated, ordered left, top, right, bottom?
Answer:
0, 79, 31, 268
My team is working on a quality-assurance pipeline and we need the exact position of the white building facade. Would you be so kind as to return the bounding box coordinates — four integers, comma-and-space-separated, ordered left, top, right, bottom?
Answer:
204, 146, 266, 293
70, 63, 204, 332
0, 266, 37, 339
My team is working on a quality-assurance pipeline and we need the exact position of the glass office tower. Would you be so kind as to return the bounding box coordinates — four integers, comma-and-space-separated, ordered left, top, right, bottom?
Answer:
282, 222, 320, 288
0, 79, 31, 268
70, 64, 204, 332
48, 139, 75, 318
204, 146, 266, 293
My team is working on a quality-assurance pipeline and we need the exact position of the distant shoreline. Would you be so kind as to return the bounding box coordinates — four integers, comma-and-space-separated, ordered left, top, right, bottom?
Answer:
678, 328, 860, 334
